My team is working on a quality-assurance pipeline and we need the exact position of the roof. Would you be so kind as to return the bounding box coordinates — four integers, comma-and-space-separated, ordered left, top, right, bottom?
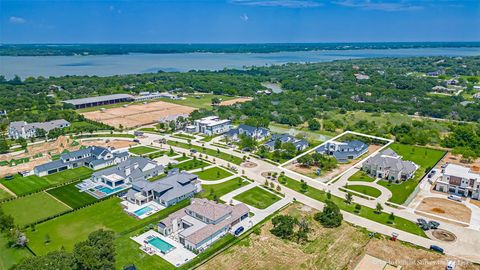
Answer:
93, 156, 162, 180
9, 119, 70, 133
364, 149, 417, 175
186, 198, 231, 221
444, 164, 480, 180
238, 124, 269, 137
63, 94, 134, 105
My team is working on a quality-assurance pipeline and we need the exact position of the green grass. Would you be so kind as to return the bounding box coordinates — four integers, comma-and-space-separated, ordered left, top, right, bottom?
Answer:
172, 133, 196, 140
348, 171, 375, 182
199, 178, 249, 200
74, 133, 134, 139
0, 175, 50, 196
43, 167, 94, 184
167, 140, 243, 165
233, 187, 281, 209
46, 182, 98, 209
279, 175, 426, 237
345, 185, 382, 198
129, 146, 159, 155
174, 156, 190, 162
0, 189, 13, 200
0, 233, 33, 270
0, 192, 70, 227
378, 143, 446, 204
196, 167, 233, 181
159, 93, 237, 110
172, 159, 209, 171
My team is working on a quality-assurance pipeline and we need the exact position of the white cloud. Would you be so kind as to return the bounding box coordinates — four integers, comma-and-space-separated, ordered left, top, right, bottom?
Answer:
231, 0, 323, 8
333, 0, 424, 11
9, 16, 26, 24
240, 13, 249, 22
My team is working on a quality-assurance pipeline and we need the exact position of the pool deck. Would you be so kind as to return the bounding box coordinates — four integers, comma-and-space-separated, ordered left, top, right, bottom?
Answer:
131, 230, 197, 267
121, 200, 165, 219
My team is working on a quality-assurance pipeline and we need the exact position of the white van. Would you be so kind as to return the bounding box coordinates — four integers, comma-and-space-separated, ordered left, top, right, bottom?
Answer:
447, 195, 462, 202
446, 260, 456, 270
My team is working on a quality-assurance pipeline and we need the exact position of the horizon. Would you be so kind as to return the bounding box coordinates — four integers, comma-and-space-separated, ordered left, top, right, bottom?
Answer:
2, 41, 480, 45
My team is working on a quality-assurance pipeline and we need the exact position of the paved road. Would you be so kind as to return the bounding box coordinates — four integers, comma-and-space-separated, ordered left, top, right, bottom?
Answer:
135, 132, 480, 263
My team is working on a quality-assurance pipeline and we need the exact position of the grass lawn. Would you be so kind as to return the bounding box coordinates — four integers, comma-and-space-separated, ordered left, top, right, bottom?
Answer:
1, 192, 70, 227
172, 133, 196, 140
43, 167, 94, 184
172, 159, 209, 171
199, 177, 249, 200
379, 143, 446, 204
74, 133, 134, 139
167, 140, 243, 165
129, 146, 159, 155
348, 171, 375, 182
196, 167, 233, 181
345, 185, 382, 198
0, 234, 33, 270
46, 182, 98, 209
174, 156, 190, 162
279, 175, 426, 237
234, 187, 281, 209
0, 188, 14, 200
0, 175, 50, 196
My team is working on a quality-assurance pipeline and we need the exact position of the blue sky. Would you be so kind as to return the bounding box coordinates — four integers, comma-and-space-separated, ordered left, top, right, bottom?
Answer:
1, 0, 479, 43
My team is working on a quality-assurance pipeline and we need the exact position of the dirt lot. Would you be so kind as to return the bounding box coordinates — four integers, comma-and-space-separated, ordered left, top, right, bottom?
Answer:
436, 152, 480, 172
81, 100, 195, 128
285, 144, 382, 182
80, 139, 137, 149
415, 197, 471, 223
200, 203, 479, 270
219, 97, 253, 106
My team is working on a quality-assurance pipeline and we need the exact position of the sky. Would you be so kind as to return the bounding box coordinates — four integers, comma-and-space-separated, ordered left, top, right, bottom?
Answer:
1, 0, 479, 43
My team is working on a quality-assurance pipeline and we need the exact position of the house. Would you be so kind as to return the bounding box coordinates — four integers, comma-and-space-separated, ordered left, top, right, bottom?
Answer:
426, 70, 443, 76
362, 149, 418, 182
189, 116, 231, 135
34, 146, 129, 177
354, 73, 370, 80
63, 94, 134, 109
435, 164, 480, 200
473, 93, 480, 100
124, 169, 201, 207
316, 140, 368, 163
134, 92, 180, 101
264, 133, 309, 151
225, 124, 270, 141
473, 85, 480, 91
8, 119, 70, 140
432, 86, 457, 94
446, 79, 459, 85
158, 198, 249, 252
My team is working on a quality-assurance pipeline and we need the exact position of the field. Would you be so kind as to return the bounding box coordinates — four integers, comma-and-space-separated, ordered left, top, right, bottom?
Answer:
416, 197, 471, 223
0, 192, 70, 226
43, 167, 94, 184
379, 144, 446, 204
348, 171, 375, 182
233, 187, 281, 209
46, 182, 98, 209
0, 235, 32, 270
279, 175, 426, 237
167, 140, 244, 165
199, 178, 249, 200
196, 166, 234, 181
0, 188, 13, 200
345, 184, 382, 198
128, 146, 159, 155
159, 93, 238, 109
81, 100, 195, 128
219, 97, 253, 106
172, 159, 209, 171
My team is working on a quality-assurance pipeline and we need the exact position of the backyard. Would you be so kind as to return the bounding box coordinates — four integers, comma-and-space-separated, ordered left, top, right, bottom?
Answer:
233, 186, 281, 209
46, 182, 98, 209
196, 166, 234, 181
0, 192, 71, 226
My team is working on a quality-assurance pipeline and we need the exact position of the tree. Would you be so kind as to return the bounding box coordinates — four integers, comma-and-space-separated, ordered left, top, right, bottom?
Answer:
314, 200, 343, 228
345, 192, 353, 204
168, 120, 176, 131
12, 250, 73, 270
35, 128, 46, 139
17, 137, 27, 149
355, 203, 362, 213
308, 119, 320, 131
0, 208, 14, 232
375, 203, 383, 214
73, 229, 116, 270
388, 212, 395, 223
281, 142, 297, 159
211, 97, 221, 106
0, 137, 9, 154
270, 215, 298, 240
327, 191, 332, 200
297, 154, 314, 167
274, 139, 282, 150
300, 180, 308, 193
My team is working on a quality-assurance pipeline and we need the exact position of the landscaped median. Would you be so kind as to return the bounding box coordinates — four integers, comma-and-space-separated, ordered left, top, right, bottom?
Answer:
167, 140, 243, 165
348, 171, 375, 182
279, 175, 426, 237
344, 184, 382, 198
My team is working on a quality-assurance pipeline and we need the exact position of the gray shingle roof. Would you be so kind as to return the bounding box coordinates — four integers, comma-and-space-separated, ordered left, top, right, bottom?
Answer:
63, 94, 134, 106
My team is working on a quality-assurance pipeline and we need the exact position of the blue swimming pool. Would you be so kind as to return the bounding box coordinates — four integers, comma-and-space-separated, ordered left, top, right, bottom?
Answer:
96, 186, 124, 195
133, 206, 153, 217
148, 237, 174, 254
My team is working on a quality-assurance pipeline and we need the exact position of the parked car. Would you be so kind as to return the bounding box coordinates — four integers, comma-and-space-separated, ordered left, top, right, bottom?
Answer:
430, 245, 444, 253
190, 149, 198, 153
447, 195, 462, 202
133, 139, 140, 143
417, 218, 427, 226
234, 226, 244, 236
446, 261, 456, 270
428, 221, 440, 229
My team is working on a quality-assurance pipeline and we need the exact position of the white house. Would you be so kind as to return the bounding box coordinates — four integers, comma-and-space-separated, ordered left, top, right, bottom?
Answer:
435, 164, 480, 200
8, 119, 70, 140
190, 116, 231, 135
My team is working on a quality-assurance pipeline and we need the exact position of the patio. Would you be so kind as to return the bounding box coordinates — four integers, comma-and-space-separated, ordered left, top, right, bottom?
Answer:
121, 200, 165, 219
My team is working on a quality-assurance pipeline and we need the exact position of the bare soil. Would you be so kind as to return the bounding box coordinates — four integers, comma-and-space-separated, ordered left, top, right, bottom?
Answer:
241, 161, 257, 168
436, 152, 480, 172
81, 100, 195, 128
430, 229, 457, 242
416, 197, 471, 223
219, 97, 253, 106
80, 139, 137, 149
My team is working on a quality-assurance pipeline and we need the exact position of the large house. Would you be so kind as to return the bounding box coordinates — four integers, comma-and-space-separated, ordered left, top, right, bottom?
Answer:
316, 140, 368, 163
8, 119, 70, 140
264, 133, 309, 151
224, 124, 270, 141
435, 164, 480, 200
187, 116, 231, 135
362, 149, 418, 182
34, 146, 129, 177
124, 169, 201, 207
158, 198, 249, 252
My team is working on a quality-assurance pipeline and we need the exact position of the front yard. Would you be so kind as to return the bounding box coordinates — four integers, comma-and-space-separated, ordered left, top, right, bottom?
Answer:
233, 187, 281, 209
348, 171, 375, 182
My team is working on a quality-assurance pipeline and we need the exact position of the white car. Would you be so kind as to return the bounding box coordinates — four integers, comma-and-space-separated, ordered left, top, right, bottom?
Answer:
446, 260, 456, 270
447, 195, 462, 202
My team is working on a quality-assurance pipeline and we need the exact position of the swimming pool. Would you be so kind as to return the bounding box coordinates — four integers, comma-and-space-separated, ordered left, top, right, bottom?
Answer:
133, 206, 153, 217
96, 186, 124, 195
148, 237, 175, 254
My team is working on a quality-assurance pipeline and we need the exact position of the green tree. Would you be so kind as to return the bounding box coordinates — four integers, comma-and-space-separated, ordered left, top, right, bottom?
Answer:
375, 203, 384, 214
345, 192, 353, 204
73, 229, 116, 270
314, 200, 343, 228
270, 215, 298, 240
297, 154, 314, 167
307, 119, 320, 131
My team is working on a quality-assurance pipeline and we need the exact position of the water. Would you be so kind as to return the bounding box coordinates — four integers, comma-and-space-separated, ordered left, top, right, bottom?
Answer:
133, 205, 154, 217
1, 47, 479, 79
148, 237, 175, 253
96, 185, 124, 195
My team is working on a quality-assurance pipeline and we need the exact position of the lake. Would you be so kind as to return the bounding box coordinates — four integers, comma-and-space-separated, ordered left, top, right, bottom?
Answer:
1, 47, 480, 79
